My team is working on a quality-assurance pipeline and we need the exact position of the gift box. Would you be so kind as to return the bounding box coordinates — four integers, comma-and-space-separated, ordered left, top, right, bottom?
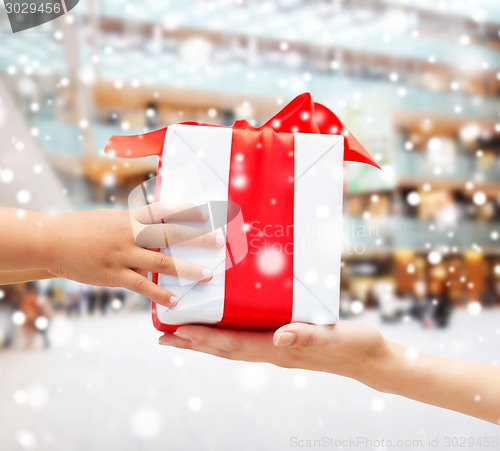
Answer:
105, 93, 379, 331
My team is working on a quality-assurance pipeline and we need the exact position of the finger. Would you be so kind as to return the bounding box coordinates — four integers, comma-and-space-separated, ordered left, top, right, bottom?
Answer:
135, 223, 225, 249
158, 333, 193, 349
119, 269, 179, 307
134, 250, 214, 282
133, 202, 209, 224
158, 333, 247, 361
172, 325, 274, 354
273, 322, 334, 348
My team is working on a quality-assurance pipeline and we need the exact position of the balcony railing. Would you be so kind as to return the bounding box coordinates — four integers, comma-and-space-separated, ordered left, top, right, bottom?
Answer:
1, 37, 499, 121
92, 0, 500, 70
31, 119, 145, 156
344, 216, 500, 251
394, 149, 500, 183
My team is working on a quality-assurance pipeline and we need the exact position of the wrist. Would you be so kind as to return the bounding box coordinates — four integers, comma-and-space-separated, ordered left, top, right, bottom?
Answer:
352, 340, 405, 392
35, 212, 63, 272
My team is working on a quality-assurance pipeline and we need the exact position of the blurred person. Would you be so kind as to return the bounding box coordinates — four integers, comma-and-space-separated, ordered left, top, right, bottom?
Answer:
66, 288, 84, 317
408, 280, 428, 322
86, 287, 98, 316
0, 205, 223, 306
160, 321, 500, 425
373, 282, 404, 323
431, 295, 452, 329
99, 288, 111, 315
145, 101, 159, 129
365, 285, 378, 309
20, 283, 37, 348
338, 288, 351, 318
495, 277, 500, 305
0, 285, 19, 349
479, 282, 494, 307
116, 288, 127, 309
434, 191, 460, 230
20, 282, 52, 349
426, 265, 452, 329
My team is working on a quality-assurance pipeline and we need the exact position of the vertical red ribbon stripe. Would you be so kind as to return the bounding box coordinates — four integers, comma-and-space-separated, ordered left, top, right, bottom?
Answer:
219, 128, 295, 329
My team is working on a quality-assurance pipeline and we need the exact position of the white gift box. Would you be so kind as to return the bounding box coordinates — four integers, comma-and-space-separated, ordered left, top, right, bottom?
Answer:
153, 124, 344, 328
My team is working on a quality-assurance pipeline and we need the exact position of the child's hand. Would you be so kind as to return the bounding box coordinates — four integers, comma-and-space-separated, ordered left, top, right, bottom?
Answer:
43, 204, 223, 307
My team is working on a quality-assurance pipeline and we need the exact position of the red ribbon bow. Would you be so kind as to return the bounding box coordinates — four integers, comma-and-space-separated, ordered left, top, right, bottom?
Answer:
105, 92, 380, 169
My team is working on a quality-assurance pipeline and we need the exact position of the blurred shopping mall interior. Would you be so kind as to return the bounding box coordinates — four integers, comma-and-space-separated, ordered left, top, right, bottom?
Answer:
0, 0, 499, 331
1, 2, 500, 450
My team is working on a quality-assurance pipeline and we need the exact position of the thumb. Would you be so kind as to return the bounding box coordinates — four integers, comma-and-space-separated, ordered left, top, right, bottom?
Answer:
273, 322, 334, 348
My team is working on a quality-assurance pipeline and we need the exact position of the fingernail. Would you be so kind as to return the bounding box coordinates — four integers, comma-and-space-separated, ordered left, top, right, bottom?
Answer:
173, 330, 191, 341
215, 231, 225, 247
158, 335, 170, 345
169, 296, 179, 307
274, 332, 296, 347
199, 206, 210, 220
201, 268, 213, 280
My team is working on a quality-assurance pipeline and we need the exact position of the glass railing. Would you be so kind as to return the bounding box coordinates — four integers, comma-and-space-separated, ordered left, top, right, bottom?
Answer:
394, 149, 500, 182
393, 217, 500, 249
98, 52, 500, 120
30, 119, 500, 192
0, 31, 66, 75
383, 0, 500, 23
1, 40, 498, 121
31, 119, 83, 155
30, 119, 144, 156
344, 216, 500, 251
92, 0, 500, 70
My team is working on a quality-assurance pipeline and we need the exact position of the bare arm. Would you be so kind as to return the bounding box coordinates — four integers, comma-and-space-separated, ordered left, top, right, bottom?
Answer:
159, 321, 500, 424
0, 208, 53, 272
0, 206, 221, 306
0, 270, 55, 285
363, 341, 500, 424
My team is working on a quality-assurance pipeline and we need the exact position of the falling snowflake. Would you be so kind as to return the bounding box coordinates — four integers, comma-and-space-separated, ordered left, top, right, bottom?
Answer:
187, 397, 203, 412
371, 398, 386, 413
293, 374, 308, 389
238, 364, 269, 393
350, 300, 364, 315
256, 246, 286, 276
427, 251, 442, 265
405, 347, 419, 361
406, 191, 420, 206
130, 407, 162, 438
467, 301, 482, 316
17, 430, 36, 449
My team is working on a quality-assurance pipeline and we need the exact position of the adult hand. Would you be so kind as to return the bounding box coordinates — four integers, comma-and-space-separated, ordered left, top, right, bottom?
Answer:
159, 321, 387, 382
159, 320, 500, 424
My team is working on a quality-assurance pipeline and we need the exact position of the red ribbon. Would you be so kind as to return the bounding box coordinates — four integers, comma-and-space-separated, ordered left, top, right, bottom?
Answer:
219, 128, 295, 329
105, 92, 380, 169
105, 92, 379, 331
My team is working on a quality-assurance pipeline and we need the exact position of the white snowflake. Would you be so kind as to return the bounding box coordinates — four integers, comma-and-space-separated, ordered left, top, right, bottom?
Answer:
130, 407, 161, 438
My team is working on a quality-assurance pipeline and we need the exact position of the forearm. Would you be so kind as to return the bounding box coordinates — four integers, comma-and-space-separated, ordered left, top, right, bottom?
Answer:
0, 270, 55, 284
0, 207, 56, 271
360, 341, 500, 424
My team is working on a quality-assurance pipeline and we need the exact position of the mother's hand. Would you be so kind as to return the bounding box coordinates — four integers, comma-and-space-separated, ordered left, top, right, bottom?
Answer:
159, 321, 389, 383
159, 320, 500, 424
